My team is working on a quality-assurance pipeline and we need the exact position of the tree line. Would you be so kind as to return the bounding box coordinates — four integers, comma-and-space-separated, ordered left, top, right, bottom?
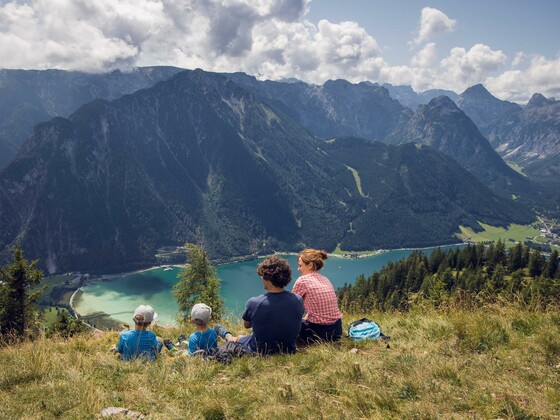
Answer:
337, 241, 560, 312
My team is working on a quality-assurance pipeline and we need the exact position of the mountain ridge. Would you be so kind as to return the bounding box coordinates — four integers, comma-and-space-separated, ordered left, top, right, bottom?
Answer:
0, 70, 532, 273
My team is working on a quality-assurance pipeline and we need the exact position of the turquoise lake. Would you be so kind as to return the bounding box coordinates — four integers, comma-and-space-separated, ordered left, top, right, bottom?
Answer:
74, 246, 463, 325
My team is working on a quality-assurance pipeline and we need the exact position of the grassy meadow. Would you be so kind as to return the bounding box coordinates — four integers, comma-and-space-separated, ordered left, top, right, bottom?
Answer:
456, 222, 540, 245
506, 161, 528, 177
2, 305, 560, 419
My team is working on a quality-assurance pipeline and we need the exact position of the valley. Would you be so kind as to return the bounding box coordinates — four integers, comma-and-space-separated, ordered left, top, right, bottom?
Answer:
0, 68, 557, 276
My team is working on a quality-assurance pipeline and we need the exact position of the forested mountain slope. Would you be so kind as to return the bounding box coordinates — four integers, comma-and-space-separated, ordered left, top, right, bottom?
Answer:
0, 70, 532, 273
0, 67, 184, 167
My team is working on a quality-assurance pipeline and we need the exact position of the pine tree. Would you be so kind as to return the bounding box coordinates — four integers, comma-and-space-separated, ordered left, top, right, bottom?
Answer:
173, 243, 224, 323
47, 311, 88, 338
544, 250, 559, 279
0, 245, 44, 338
508, 242, 524, 272
528, 248, 545, 278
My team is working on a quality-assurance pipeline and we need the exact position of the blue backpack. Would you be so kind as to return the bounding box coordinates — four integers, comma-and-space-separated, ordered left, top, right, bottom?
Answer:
348, 318, 381, 341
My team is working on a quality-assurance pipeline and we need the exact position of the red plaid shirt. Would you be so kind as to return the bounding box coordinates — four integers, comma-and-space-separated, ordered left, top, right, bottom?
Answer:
292, 272, 342, 325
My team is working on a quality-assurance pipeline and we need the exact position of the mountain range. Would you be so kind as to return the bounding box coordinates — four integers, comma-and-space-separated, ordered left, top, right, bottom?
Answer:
487, 93, 560, 167
0, 69, 533, 273
224, 73, 535, 200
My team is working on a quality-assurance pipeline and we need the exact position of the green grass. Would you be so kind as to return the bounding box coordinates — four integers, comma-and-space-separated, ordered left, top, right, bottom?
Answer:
456, 222, 540, 245
41, 307, 72, 328
41, 274, 73, 289
332, 244, 381, 256
506, 161, 528, 177
2, 306, 559, 418
345, 165, 365, 197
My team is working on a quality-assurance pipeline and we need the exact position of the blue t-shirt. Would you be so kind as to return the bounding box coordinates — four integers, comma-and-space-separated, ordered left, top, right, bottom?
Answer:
242, 291, 304, 355
188, 328, 218, 355
117, 329, 162, 361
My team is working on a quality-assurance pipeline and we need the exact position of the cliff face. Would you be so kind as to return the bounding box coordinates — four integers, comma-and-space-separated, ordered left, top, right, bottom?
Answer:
225, 73, 411, 142
487, 94, 560, 166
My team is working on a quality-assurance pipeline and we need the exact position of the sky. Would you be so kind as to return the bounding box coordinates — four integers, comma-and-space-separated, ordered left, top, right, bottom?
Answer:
1, 0, 559, 103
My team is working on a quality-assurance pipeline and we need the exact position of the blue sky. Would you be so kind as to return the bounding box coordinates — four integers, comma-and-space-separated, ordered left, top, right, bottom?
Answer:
306, 0, 560, 66
0, 0, 558, 102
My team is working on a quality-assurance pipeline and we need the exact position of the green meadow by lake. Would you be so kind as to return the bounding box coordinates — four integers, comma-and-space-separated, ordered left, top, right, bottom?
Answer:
74, 246, 463, 325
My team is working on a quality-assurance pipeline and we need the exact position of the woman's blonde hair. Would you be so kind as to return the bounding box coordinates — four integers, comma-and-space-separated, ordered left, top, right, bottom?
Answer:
298, 248, 328, 271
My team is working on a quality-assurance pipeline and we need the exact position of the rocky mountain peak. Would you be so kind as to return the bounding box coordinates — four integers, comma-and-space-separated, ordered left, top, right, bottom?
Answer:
456, 84, 521, 134
461, 83, 492, 99
426, 95, 459, 111
527, 93, 552, 108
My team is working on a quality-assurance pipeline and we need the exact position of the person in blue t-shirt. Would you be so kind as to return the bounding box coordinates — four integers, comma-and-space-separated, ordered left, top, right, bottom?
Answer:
163, 303, 218, 356
214, 256, 304, 355
117, 305, 163, 361
187, 303, 218, 355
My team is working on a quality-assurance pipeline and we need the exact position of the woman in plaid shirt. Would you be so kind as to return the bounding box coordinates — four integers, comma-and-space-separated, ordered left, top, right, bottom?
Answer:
293, 249, 343, 344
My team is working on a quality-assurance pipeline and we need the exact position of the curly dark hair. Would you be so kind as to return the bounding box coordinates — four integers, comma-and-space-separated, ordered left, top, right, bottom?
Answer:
256, 255, 292, 288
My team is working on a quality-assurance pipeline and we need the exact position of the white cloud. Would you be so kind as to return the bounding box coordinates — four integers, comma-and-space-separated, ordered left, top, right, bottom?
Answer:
486, 55, 560, 102
411, 42, 437, 67
0, 1, 556, 102
512, 52, 525, 68
440, 43, 507, 92
413, 7, 456, 45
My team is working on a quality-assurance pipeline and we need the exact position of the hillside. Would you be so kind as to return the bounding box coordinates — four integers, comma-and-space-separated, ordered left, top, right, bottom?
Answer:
225, 72, 410, 141
387, 96, 533, 197
1, 306, 558, 418
0, 67, 184, 168
488, 93, 560, 167
456, 84, 521, 134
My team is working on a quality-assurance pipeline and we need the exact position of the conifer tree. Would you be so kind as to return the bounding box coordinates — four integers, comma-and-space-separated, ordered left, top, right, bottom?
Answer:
528, 248, 545, 278
544, 250, 559, 279
0, 245, 44, 338
173, 243, 224, 323
508, 242, 524, 272
47, 311, 88, 338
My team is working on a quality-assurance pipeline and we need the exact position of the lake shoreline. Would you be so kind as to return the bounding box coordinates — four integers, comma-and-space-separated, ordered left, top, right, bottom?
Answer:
71, 243, 467, 329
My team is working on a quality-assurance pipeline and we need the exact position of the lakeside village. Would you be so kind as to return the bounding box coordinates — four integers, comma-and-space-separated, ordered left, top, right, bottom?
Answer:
39, 217, 560, 330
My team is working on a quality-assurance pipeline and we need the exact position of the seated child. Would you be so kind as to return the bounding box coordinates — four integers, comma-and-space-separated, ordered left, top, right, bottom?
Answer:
165, 303, 218, 356
186, 303, 218, 356
117, 304, 162, 361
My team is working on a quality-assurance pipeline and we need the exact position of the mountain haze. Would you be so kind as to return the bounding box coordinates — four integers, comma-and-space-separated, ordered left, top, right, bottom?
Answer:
382, 83, 459, 110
